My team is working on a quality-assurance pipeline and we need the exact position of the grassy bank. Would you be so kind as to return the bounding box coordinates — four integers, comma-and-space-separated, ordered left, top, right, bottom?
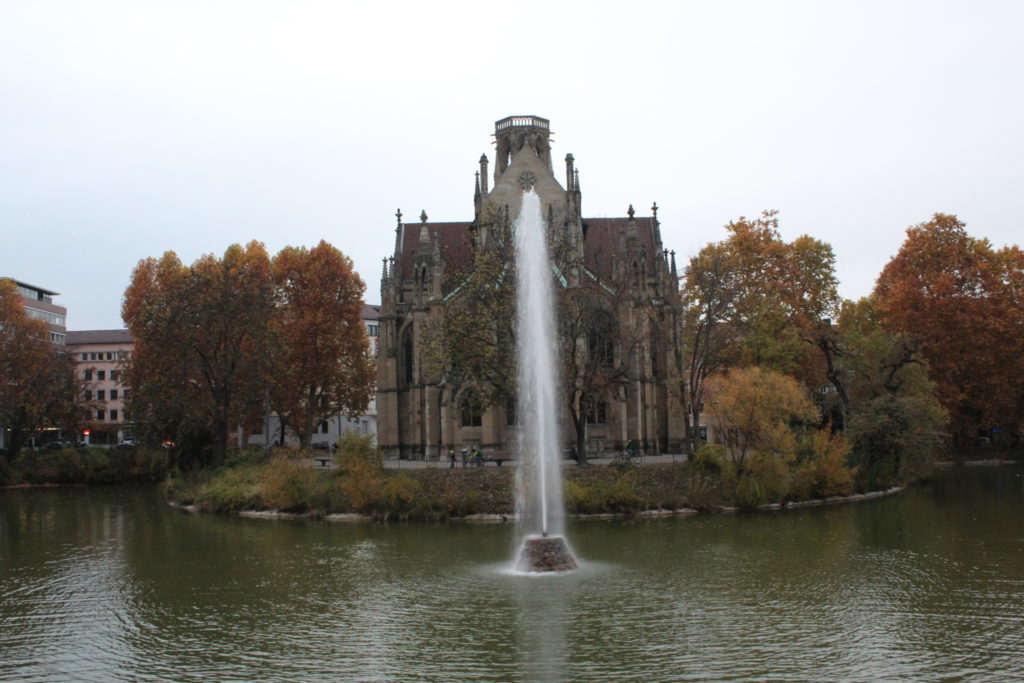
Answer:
0, 446, 169, 486
165, 435, 933, 520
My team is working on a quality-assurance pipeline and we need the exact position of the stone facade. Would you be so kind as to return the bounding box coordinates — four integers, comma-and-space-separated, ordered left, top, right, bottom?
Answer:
376, 116, 683, 459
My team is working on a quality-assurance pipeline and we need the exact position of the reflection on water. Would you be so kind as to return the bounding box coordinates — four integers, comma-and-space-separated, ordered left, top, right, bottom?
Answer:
2, 465, 1023, 681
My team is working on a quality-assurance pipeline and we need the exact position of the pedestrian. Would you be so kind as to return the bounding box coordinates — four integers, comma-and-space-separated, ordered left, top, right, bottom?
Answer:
449, 448, 456, 469
569, 443, 578, 463
461, 447, 468, 468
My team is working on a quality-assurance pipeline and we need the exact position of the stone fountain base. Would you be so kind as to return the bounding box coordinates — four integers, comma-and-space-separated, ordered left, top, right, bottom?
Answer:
517, 535, 578, 573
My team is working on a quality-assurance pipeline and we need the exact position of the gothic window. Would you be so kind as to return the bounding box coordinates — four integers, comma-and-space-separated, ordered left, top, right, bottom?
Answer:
585, 395, 608, 425
588, 312, 615, 369
460, 393, 482, 427
402, 326, 414, 385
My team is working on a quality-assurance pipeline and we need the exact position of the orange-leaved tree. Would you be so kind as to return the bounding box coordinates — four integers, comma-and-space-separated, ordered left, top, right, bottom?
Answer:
874, 214, 1024, 444
0, 279, 85, 459
122, 243, 276, 467
675, 211, 840, 453
270, 241, 374, 449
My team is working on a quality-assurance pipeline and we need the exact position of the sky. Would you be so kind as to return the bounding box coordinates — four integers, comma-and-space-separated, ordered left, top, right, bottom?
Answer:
2, 0, 1022, 330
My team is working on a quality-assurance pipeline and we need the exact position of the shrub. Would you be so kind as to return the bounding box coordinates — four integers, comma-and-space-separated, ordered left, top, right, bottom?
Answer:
692, 443, 731, 476
260, 456, 319, 512
193, 466, 262, 512
791, 430, 854, 500
565, 475, 640, 514
734, 453, 790, 509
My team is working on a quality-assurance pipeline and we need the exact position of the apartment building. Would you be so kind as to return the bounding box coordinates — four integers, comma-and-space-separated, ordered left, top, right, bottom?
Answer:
5, 277, 67, 344
66, 329, 134, 444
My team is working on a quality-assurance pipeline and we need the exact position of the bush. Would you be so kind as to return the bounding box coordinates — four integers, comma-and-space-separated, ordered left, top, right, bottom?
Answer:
692, 443, 732, 476
565, 474, 640, 514
193, 466, 262, 512
260, 456, 320, 512
734, 454, 790, 509
790, 430, 854, 500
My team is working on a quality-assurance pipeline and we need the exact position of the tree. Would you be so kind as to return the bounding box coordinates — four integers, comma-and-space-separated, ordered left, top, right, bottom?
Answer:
559, 279, 644, 464
839, 297, 948, 487
0, 279, 85, 458
674, 211, 840, 453
421, 218, 517, 409
123, 242, 276, 467
269, 241, 375, 449
703, 366, 818, 472
874, 214, 1024, 443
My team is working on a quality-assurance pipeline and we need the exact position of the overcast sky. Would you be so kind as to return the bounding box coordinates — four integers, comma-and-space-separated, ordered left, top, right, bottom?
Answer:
2, 0, 1022, 330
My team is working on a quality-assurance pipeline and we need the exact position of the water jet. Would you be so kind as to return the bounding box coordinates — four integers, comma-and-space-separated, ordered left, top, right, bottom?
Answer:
513, 190, 577, 573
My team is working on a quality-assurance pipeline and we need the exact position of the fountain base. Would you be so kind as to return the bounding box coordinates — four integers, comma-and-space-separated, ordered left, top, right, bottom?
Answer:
517, 535, 578, 573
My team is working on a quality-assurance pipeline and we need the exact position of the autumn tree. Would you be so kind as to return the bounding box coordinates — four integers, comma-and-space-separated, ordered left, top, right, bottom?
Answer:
704, 366, 818, 472
269, 241, 375, 449
874, 214, 1024, 444
674, 211, 840, 453
123, 242, 276, 467
839, 297, 947, 487
0, 279, 85, 458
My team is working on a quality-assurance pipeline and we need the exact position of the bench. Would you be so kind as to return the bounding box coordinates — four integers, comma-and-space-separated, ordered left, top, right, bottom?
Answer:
313, 456, 331, 468
484, 456, 510, 467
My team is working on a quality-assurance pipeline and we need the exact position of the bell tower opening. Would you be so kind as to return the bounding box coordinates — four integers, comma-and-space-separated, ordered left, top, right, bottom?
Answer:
493, 115, 553, 179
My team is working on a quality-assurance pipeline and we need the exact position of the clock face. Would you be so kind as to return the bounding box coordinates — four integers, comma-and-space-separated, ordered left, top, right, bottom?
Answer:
517, 171, 537, 191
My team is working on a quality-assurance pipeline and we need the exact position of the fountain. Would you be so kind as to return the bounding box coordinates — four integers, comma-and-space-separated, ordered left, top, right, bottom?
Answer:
513, 189, 578, 573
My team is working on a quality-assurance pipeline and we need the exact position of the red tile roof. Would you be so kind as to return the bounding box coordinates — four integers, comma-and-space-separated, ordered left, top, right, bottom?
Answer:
395, 216, 660, 281
66, 329, 134, 345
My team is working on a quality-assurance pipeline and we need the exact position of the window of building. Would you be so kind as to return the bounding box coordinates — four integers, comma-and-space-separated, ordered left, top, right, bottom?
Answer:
585, 396, 608, 425
460, 393, 482, 427
109, 409, 118, 421
320, 421, 329, 434
402, 327, 414, 385
97, 390, 105, 401
110, 389, 118, 400
588, 312, 615, 369
81, 353, 88, 361
97, 370, 105, 380
89, 352, 97, 361
97, 410, 105, 421
84, 390, 92, 401
105, 352, 112, 360
368, 324, 379, 336
84, 369, 92, 381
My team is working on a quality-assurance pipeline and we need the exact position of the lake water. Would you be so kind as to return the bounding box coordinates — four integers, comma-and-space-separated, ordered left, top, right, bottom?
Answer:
2, 465, 1023, 681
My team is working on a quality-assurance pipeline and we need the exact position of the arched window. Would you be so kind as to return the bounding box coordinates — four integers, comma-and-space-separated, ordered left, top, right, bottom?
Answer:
460, 392, 483, 427
584, 395, 608, 425
588, 311, 615, 369
402, 326, 414, 385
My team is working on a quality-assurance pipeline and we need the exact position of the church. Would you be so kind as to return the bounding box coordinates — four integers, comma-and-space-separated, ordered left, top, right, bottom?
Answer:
376, 115, 684, 459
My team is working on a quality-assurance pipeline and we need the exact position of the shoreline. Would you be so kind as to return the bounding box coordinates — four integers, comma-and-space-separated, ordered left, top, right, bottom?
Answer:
171, 484, 907, 523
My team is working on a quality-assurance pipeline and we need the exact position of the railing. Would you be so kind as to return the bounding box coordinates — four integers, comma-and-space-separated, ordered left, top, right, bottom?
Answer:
495, 115, 550, 132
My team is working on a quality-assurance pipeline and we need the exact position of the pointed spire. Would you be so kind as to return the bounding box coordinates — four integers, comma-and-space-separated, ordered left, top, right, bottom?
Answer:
627, 204, 635, 220
396, 208, 403, 227
382, 257, 388, 280
419, 210, 430, 244
474, 171, 481, 198
670, 250, 677, 279
479, 154, 489, 194
651, 202, 658, 220
565, 153, 575, 190
573, 168, 580, 192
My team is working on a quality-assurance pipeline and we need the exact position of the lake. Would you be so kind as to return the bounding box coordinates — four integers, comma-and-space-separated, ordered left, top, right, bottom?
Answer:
2, 464, 1023, 681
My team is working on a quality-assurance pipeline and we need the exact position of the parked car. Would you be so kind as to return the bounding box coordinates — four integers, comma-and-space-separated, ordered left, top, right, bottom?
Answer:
42, 440, 72, 451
